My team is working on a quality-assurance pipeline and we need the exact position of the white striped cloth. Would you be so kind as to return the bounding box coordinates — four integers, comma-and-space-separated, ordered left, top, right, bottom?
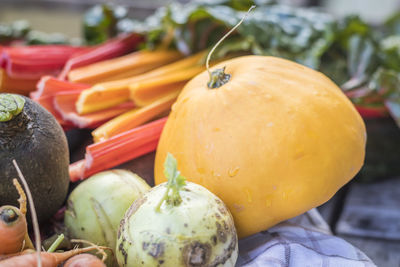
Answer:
237, 209, 376, 267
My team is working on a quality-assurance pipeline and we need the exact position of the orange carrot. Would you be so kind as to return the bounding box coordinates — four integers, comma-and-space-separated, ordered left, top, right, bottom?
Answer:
0, 246, 105, 267
91, 90, 178, 142
0, 179, 33, 255
63, 254, 106, 267
75, 51, 206, 114
67, 50, 183, 84
0, 206, 27, 255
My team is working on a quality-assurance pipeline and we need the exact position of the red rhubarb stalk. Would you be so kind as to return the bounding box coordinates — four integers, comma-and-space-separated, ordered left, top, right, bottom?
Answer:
58, 33, 143, 80
355, 105, 388, 118
69, 117, 167, 182
2, 45, 87, 79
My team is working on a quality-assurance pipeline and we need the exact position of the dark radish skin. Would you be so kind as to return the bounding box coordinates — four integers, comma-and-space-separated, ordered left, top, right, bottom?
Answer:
0, 93, 70, 223
63, 254, 106, 267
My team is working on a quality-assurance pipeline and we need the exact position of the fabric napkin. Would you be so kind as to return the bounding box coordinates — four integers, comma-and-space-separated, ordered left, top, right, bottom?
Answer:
237, 209, 376, 267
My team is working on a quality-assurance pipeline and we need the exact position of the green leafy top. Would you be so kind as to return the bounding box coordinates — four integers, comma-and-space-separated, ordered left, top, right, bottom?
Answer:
120, 1, 335, 69
0, 94, 25, 122
155, 153, 186, 212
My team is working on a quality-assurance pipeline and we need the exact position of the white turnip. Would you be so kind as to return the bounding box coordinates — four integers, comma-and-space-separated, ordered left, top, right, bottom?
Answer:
116, 153, 238, 267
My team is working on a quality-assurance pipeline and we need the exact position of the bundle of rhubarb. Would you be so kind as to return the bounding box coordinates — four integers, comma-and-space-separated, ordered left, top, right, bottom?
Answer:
64, 47, 214, 179
20, 29, 215, 180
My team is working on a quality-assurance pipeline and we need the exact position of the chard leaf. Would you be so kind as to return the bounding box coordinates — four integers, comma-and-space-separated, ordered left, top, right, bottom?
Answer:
84, 4, 128, 45
341, 35, 377, 90
384, 11, 400, 35
122, 2, 335, 68
380, 35, 400, 72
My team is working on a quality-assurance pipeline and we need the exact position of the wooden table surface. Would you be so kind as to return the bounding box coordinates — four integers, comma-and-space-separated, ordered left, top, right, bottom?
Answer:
318, 178, 400, 267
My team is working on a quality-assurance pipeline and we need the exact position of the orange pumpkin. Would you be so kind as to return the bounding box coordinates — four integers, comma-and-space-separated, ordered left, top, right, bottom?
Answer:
154, 56, 366, 238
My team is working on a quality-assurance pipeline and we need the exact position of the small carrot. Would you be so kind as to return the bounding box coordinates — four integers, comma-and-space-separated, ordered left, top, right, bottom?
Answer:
0, 206, 27, 255
0, 246, 106, 267
0, 179, 33, 255
63, 254, 106, 267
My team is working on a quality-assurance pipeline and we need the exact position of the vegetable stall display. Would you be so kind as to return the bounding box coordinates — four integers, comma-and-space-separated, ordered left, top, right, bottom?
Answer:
0, 1, 398, 266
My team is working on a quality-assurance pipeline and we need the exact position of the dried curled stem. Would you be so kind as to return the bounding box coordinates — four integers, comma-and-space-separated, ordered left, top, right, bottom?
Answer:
71, 239, 110, 262
12, 159, 42, 267
12, 179, 27, 215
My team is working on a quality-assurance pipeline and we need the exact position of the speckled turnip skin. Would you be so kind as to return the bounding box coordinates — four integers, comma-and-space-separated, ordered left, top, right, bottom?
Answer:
116, 182, 238, 267
0, 95, 70, 223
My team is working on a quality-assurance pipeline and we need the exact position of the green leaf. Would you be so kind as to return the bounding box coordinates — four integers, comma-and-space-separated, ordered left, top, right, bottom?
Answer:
156, 153, 187, 212
164, 152, 178, 182
164, 152, 186, 190
341, 35, 378, 90
380, 35, 400, 72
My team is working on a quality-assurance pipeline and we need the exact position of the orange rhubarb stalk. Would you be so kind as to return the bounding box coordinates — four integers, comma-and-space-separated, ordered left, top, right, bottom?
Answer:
91, 90, 179, 142
67, 49, 183, 84
75, 51, 206, 115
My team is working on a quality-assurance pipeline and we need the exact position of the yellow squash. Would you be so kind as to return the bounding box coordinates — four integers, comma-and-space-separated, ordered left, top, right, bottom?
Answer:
154, 56, 366, 238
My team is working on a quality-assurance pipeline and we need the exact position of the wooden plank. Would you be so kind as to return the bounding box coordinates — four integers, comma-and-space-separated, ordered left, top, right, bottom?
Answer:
317, 184, 349, 228
336, 177, 400, 240
339, 235, 400, 267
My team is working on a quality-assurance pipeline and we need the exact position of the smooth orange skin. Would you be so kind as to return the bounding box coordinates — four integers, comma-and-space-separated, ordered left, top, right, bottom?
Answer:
64, 254, 106, 267
154, 56, 366, 238
0, 206, 27, 254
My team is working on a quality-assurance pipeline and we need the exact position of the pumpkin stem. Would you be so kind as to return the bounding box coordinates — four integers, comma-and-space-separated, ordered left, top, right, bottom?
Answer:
206, 5, 255, 89
0, 94, 25, 122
